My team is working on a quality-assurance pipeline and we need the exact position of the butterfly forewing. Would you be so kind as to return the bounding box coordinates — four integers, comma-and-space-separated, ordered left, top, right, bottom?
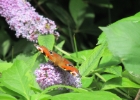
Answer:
35, 44, 80, 76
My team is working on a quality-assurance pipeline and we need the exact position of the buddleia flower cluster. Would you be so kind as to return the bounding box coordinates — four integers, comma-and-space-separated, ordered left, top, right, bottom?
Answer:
34, 62, 82, 89
0, 0, 59, 42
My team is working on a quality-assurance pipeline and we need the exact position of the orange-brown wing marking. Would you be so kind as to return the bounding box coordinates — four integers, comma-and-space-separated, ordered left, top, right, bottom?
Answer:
35, 44, 51, 58
58, 58, 79, 76
35, 44, 79, 76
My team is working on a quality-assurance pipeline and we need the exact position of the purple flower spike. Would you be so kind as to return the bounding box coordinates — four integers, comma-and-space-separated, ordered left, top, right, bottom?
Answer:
0, 0, 59, 42
34, 62, 82, 89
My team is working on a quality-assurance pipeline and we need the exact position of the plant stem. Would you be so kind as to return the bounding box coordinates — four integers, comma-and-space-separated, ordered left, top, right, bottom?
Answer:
135, 89, 140, 100
73, 34, 78, 58
68, 25, 75, 52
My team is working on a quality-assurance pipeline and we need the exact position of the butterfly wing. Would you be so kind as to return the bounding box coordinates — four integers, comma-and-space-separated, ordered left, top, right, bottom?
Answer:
35, 44, 79, 76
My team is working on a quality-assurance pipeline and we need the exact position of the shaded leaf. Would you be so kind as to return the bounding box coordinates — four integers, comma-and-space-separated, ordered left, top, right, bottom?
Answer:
102, 74, 119, 82
0, 29, 11, 57
0, 94, 17, 100
6, 39, 31, 59
69, 0, 88, 28
123, 71, 140, 85
46, 3, 75, 27
102, 77, 140, 90
104, 66, 122, 77
89, 0, 113, 8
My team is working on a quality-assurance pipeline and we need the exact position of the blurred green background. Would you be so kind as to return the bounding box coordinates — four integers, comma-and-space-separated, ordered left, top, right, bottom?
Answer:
0, 0, 140, 60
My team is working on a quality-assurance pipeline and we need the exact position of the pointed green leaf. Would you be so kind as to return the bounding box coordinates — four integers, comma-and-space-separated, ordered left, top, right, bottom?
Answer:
123, 71, 140, 85
99, 48, 120, 68
46, 3, 75, 27
102, 77, 140, 90
15, 52, 39, 69
38, 35, 55, 50
0, 61, 12, 73
101, 74, 119, 81
81, 76, 94, 88
65, 49, 93, 63
56, 40, 65, 50
1, 60, 30, 100
0, 29, 11, 57
0, 94, 17, 100
104, 66, 122, 77
69, 0, 88, 27
97, 33, 106, 45
79, 43, 106, 76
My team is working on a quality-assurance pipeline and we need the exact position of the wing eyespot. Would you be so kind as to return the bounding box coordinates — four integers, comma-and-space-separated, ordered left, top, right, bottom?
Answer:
49, 51, 53, 55
70, 71, 79, 76
66, 63, 74, 67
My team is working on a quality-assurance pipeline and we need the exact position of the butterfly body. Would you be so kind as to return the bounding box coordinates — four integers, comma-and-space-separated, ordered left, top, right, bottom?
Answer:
35, 44, 79, 76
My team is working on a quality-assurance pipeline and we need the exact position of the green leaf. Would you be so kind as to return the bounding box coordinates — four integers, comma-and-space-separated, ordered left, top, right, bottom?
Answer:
81, 76, 94, 88
56, 41, 65, 49
90, 0, 113, 8
97, 33, 106, 45
41, 85, 88, 94
46, 3, 75, 27
0, 94, 17, 100
14, 53, 39, 91
99, 48, 120, 68
0, 86, 21, 98
31, 94, 51, 100
100, 12, 140, 76
121, 88, 138, 98
6, 39, 31, 59
79, 43, 106, 76
1, 60, 30, 100
123, 71, 140, 84
55, 41, 65, 54
101, 74, 119, 82
50, 91, 121, 100
38, 35, 55, 50
104, 66, 122, 77
2, 39, 10, 57
0, 61, 12, 73
102, 77, 140, 90
69, 0, 88, 28
65, 49, 93, 63
14, 52, 39, 69
0, 29, 11, 57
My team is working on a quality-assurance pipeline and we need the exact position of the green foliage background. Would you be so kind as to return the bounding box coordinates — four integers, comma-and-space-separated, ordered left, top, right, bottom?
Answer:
1, 0, 140, 100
